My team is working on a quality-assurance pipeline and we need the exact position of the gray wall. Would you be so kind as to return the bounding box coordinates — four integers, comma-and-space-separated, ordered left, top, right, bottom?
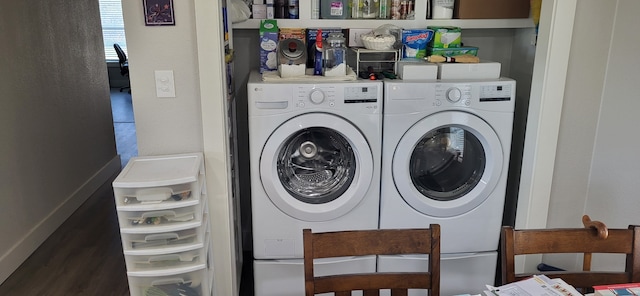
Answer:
0, 0, 120, 283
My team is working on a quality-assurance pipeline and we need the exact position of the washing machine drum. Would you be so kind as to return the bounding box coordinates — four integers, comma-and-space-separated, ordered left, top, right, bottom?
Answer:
277, 127, 356, 204
260, 113, 374, 222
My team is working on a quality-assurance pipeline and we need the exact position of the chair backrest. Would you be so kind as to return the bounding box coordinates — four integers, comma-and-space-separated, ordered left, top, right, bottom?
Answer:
113, 43, 129, 77
501, 225, 640, 290
303, 226, 440, 296
113, 43, 127, 63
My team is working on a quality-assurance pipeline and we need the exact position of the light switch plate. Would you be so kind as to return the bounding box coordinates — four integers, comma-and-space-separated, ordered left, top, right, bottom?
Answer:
155, 70, 175, 98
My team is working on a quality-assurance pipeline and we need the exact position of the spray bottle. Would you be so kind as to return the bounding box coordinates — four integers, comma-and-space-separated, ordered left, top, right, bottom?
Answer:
313, 29, 323, 75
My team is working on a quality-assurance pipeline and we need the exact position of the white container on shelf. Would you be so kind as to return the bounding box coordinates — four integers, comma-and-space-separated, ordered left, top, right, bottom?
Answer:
432, 0, 454, 19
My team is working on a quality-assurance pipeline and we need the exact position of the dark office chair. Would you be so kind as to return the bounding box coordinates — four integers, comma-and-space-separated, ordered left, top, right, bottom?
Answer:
113, 43, 130, 93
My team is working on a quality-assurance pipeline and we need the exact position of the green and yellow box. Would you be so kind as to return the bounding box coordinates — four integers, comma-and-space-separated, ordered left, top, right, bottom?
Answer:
427, 26, 462, 48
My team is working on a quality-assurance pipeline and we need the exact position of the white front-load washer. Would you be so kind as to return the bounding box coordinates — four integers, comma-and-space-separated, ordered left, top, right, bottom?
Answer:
248, 71, 382, 296
378, 79, 516, 295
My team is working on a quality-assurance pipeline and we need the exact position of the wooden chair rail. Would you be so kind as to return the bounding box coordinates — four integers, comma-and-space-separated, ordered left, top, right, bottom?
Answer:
313, 273, 432, 293
512, 228, 634, 254
310, 229, 434, 258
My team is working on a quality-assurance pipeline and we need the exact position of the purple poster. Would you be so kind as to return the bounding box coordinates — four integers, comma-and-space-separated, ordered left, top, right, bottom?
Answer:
143, 0, 175, 26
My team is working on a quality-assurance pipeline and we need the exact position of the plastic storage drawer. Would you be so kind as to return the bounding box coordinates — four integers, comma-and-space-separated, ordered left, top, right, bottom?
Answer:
113, 153, 204, 209
127, 265, 210, 296
124, 243, 207, 272
121, 215, 208, 254
114, 173, 203, 210
117, 202, 204, 233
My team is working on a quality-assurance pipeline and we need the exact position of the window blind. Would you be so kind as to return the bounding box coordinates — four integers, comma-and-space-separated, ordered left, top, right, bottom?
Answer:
99, 0, 127, 61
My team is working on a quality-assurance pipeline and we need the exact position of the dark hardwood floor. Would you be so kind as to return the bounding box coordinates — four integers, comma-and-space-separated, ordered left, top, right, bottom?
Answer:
0, 177, 130, 295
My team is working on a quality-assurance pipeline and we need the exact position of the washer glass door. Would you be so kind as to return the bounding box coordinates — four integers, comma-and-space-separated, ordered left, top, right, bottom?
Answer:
261, 113, 374, 222
393, 111, 503, 217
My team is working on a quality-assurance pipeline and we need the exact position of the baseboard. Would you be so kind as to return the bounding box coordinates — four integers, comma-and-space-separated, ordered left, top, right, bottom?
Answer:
0, 156, 121, 284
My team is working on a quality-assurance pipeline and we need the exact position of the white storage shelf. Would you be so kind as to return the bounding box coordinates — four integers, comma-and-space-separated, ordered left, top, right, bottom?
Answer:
232, 1, 534, 30
112, 152, 212, 296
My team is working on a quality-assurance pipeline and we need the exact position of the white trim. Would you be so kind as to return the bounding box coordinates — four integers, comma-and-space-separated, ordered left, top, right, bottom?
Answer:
0, 156, 121, 284
514, 0, 577, 273
194, 0, 238, 295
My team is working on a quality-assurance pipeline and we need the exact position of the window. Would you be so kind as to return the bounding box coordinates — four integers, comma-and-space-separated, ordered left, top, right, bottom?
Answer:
99, 0, 127, 61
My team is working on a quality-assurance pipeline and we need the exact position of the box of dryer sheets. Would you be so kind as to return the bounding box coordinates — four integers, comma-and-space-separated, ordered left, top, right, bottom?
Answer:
437, 60, 501, 79
259, 20, 278, 73
428, 26, 461, 48
397, 59, 438, 80
454, 0, 530, 19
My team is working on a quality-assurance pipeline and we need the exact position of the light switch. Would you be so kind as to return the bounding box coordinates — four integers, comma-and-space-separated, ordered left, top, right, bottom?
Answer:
155, 70, 175, 98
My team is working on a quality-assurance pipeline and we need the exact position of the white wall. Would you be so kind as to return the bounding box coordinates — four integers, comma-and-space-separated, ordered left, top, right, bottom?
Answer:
121, 1, 237, 295
121, 0, 204, 156
0, 0, 120, 284
546, 0, 640, 271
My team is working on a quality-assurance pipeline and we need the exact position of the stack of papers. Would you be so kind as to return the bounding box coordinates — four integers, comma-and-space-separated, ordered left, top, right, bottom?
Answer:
485, 275, 583, 296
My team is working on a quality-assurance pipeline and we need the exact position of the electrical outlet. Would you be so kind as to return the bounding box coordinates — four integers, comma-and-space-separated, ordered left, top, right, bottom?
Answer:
155, 70, 175, 98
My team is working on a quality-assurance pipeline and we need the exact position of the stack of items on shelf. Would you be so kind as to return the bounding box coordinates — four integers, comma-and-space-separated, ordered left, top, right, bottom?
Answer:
259, 20, 355, 80
257, 20, 502, 80
251, 0, 298, 19
485, 275, 582, 296
112, 153, 212, 296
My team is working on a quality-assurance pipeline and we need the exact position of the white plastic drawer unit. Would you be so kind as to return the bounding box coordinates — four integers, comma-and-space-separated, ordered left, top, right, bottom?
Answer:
121, 214, 209, 254
113, 153, 205, 210
117, 202, 204, 233
127, 265, 210, 296
124, 242, 208, 273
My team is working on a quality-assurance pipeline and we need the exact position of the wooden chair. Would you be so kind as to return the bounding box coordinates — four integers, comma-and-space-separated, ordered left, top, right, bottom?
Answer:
500, 223, 640, 291
303, 226, 441, 296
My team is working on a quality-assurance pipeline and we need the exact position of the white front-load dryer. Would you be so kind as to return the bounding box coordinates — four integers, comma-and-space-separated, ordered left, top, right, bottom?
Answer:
248, 71, 382, 296
378, 79, 516, 295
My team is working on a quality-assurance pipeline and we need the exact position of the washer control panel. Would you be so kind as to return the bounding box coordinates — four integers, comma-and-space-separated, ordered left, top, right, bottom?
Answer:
294, 84, 380, 108
435, 83, 472, 107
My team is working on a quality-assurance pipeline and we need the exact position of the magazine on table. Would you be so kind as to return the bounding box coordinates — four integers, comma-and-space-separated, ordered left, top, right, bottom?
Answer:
484, 275, 583, 296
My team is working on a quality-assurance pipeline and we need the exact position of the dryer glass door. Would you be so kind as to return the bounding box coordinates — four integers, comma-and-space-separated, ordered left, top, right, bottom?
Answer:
393, 111, 503, 217
261, 113, 374, 222
410, 126, 485, 201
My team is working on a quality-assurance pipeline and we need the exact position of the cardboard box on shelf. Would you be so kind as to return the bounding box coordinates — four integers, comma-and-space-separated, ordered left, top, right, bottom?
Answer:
454, 0, 530, 19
